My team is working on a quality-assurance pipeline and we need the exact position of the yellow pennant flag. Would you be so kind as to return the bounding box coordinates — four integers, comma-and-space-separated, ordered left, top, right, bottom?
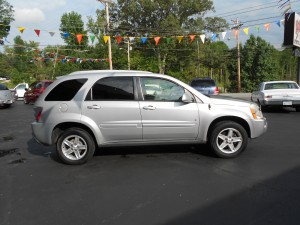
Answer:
18, 27, 25, 33
177, 36, 184, 43
103, 36, 110, 44
243, 28, 249, 35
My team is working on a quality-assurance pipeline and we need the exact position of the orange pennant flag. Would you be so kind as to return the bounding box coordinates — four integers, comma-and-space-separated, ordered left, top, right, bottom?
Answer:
116, 36, 123, 44
177, 36, 184, 43
18, 27, 25, 33
264, 23, 270, 31
76, 34, 83, 44
189, 35, 195, 43
233, 29, 239, 40
34, 29, 41, 37
154, 37, 161, 46
103, 36, 109, 44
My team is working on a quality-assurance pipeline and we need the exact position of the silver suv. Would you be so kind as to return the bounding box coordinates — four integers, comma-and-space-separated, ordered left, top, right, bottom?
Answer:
31, 70, 267, 165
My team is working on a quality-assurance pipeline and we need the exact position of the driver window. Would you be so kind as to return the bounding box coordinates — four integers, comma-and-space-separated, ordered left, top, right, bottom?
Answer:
140, 77, 185, 101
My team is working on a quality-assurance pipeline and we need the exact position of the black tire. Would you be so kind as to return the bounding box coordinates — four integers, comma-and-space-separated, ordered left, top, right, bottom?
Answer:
209, 121, 248, 158
296, 107, 300, 112
56, 128, 95, 165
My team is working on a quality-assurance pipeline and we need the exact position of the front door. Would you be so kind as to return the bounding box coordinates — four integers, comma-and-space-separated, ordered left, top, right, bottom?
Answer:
139, 77, 199, 141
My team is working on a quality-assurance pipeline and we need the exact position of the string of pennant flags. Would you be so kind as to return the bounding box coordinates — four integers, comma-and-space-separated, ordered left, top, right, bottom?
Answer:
1, 17, 285, 47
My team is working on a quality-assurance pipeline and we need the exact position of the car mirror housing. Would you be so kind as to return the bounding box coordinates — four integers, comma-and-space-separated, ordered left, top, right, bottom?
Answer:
182, 92, 194, 103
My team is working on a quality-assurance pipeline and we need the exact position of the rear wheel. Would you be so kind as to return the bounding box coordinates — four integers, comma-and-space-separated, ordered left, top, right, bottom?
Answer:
209, 121, 248, 158
56, 128, 95, 165
296, 106, 300, 112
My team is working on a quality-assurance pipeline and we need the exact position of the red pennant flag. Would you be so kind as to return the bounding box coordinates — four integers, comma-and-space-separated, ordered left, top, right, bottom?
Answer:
189, 35, 195, 43
34, 29, 41, 37
116, 36, 123, 44
76, 34, 83, 44
154, 37, 161, 46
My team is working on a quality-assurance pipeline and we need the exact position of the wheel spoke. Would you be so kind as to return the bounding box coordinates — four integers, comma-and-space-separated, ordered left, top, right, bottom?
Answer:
74, 150, 81, 159
232, 136, 242, 143
63, 140, 73, 148
65, 148, 74, 155
218, 134, 227, 140
219, 142, 228, 150
228, 129, 233, 138
228, 143, 235, 152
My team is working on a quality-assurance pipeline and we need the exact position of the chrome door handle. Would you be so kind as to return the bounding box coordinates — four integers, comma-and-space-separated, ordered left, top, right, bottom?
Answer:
87, 105, 101, 109
143, 105, 156, 110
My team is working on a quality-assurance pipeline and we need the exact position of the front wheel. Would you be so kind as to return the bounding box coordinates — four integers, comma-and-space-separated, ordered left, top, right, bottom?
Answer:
209, 121, 248, 158
56, 128, 95, 165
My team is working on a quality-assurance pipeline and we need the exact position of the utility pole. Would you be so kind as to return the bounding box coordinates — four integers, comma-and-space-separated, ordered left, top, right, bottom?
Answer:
97, 0, 113, 70
196, 40, 200, 77
231, 18, 243, 93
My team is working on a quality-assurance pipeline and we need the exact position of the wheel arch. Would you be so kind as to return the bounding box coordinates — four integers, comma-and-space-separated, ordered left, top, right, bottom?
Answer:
207, 116, 251, 140
52, 122, 97, 146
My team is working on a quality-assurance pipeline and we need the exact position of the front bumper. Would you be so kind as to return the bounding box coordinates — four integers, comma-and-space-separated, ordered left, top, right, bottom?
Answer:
251, 118, 268, 139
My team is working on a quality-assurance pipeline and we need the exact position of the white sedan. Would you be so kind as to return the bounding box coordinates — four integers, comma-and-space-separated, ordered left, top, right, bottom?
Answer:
251, 81, 300, 111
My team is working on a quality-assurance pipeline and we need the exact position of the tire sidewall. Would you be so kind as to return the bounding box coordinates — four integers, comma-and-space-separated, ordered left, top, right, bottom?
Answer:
210, 121, 248, 158
56, 128, 95, 165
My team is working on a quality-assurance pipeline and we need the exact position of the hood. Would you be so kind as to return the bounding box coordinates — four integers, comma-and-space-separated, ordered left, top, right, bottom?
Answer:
208, 95, 251, 107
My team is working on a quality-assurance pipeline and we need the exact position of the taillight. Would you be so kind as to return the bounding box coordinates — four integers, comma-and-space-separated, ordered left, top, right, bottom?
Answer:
214, 86, 219, 95
36, 110, 42, 122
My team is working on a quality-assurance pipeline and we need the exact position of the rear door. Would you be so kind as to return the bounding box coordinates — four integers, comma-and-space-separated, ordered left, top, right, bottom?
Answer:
139, 77, 199, 141
81, 76, 142, 143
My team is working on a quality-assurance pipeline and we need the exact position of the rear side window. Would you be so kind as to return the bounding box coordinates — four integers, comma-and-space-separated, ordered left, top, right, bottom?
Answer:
87, 77, 134, 101
190, 79, 215, 87
45, 79, 87, 101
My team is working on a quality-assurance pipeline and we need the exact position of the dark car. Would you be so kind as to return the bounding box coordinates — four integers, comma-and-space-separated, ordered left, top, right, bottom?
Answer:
24, 80, 53, 104
190, 78, 219, 95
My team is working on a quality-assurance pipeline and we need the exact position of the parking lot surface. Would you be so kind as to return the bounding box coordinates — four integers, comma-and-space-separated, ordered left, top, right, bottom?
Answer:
1, 100, 300, 225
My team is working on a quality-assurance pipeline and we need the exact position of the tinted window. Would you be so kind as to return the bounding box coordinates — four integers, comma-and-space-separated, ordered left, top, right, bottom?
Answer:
190, 79, 215, 87
0, 83, 8, 90
140, 77, 184, 101
45, 79, 87, 101
88, 77, 134, 101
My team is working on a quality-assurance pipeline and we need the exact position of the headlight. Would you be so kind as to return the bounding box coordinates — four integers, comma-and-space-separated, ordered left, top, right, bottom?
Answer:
250, 103, 264, 119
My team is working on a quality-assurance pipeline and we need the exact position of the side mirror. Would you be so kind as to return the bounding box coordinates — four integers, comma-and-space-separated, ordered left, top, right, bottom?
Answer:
25, 88, 28, 91
182, 92, 194, 103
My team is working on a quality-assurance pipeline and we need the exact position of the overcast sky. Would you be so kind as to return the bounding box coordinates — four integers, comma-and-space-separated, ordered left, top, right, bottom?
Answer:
2, 0, 300, 50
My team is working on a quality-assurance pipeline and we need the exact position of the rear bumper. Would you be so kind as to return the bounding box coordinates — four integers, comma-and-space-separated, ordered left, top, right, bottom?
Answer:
31, 122, 52, 146
263, 100, 300, 107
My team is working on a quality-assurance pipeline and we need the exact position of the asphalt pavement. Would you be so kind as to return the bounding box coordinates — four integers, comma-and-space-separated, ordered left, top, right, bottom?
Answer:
1, 100, 300, 225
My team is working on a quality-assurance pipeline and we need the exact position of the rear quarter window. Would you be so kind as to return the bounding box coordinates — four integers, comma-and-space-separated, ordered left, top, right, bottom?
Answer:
45, 79, 87, 101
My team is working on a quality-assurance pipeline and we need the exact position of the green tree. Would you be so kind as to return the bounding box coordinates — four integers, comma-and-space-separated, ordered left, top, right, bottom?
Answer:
228, 35, 278, 92
59, 11, 88, 48
0, 0, 14, 39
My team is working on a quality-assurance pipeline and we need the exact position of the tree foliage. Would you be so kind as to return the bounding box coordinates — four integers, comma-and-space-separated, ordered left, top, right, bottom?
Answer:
0, 0, 14, 38
59, 11, 88, 48
109, 0, 228, 74
228, 35, 279, 92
